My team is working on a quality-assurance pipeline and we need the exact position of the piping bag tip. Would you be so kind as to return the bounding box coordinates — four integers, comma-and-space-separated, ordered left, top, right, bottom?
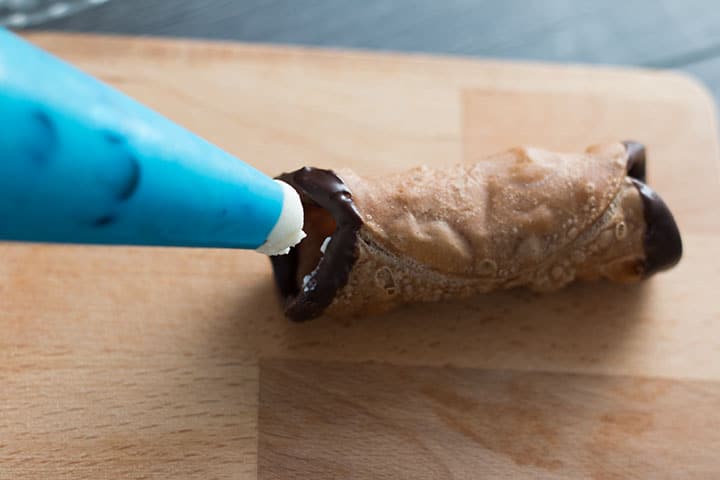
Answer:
256, 180, 307, 256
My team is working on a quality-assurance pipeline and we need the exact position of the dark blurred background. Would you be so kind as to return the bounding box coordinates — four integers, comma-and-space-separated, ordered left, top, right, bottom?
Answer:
13, 0, 720, 103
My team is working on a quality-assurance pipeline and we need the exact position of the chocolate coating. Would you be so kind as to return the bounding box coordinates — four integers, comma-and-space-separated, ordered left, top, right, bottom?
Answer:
623, 140, 647, 182
621, 142, 682, 275
631, 178, 683, 276
270, 167, 363, 321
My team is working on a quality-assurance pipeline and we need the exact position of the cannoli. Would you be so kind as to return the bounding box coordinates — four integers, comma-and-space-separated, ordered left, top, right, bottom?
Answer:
270, 142, 682, 321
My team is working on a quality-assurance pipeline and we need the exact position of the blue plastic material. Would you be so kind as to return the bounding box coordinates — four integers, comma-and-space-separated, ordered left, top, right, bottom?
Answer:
0, 29, 283, 249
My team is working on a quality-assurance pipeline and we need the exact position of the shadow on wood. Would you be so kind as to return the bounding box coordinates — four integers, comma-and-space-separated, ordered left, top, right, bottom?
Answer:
207, 272, 650, 375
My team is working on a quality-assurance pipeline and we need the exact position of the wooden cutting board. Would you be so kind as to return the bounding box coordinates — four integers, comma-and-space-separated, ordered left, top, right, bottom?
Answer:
1, 33, 719, 479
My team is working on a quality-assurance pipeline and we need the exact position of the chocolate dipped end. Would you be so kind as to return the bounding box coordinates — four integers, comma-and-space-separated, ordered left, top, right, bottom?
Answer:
630, 178, 683, 276
270, 167, 363, 321
623, 140, 647, 182
621, 142, 682, 276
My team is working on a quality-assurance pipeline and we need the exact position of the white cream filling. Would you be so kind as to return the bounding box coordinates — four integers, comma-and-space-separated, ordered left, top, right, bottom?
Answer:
256, 180, 306, 255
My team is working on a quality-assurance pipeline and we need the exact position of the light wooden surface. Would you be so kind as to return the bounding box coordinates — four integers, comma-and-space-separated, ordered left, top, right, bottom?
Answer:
1, 33, 719, 479
260, 360, 720, 479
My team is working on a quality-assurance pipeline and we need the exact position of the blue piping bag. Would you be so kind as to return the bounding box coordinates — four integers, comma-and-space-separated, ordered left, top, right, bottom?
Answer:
0, 29, 305, 254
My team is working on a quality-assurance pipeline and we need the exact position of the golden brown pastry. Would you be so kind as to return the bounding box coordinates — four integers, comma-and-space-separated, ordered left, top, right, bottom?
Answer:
271, 142, 682, 321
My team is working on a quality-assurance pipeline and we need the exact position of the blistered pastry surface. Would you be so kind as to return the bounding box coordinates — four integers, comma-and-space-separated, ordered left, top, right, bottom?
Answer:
339, 143, 631, 278
328, 144, 646, 316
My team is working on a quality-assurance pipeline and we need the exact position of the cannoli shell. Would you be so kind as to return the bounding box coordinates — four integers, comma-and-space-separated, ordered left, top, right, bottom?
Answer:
271, 142, 682, 321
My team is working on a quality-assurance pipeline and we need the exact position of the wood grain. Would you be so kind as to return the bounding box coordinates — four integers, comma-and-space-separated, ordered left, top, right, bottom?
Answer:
259, 360, 720, 479
1, 358, 258, 479
1, 33, 719, 478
